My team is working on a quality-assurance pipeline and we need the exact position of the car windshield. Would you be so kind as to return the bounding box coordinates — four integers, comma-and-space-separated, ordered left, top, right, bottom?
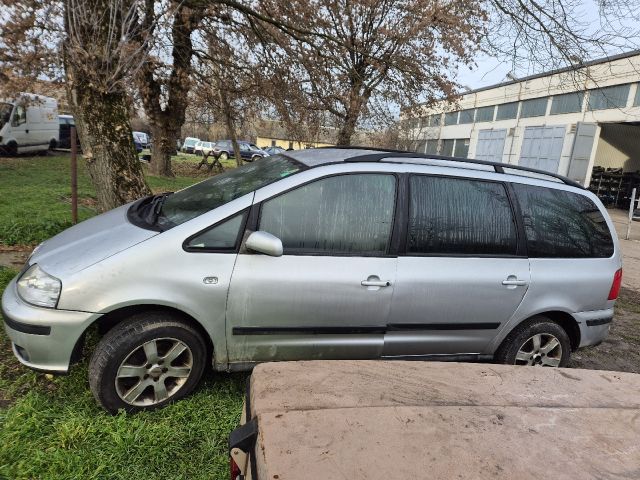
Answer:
156, 154, 304, 229
0, 102, 13, 129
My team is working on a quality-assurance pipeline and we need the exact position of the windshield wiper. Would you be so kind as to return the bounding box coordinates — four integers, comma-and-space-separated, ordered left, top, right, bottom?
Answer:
146, 192, 172, 227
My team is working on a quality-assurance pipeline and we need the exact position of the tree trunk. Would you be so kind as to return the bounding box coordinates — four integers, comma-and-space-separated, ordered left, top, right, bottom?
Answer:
337, 87, 368, 146
66, 76, 151, 212
217, 86, 243, 167
149, 124, 176, 177
336, 116, 358, 146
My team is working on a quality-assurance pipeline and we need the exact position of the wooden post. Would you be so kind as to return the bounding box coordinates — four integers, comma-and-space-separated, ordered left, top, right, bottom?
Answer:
626, 187, 636, 240
70, 126, 78, 224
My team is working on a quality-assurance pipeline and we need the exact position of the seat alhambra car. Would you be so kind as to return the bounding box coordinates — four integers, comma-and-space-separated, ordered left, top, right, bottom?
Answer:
2, 148, 621, 413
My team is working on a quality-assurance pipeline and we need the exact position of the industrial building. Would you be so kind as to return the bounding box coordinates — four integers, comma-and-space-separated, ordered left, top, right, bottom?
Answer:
405, 50, 640, 205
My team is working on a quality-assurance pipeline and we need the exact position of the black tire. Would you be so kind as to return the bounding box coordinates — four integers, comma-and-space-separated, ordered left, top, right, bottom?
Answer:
218, 151, 229, 161
88, 312, 208, 413
6, 141, 18, 156
49, 139, 57, 150
495, 316, 571, 367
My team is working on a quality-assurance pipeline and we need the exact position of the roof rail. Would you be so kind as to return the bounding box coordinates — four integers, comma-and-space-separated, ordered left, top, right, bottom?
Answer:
321, 146, 584, 189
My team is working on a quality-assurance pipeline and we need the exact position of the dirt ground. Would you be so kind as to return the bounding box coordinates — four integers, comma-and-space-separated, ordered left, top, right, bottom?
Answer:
1, 208, 640, 373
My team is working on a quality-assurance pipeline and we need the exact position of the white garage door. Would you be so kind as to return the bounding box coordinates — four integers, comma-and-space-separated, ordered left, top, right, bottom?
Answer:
475, 129, 507, 162
519, 125, 566, 173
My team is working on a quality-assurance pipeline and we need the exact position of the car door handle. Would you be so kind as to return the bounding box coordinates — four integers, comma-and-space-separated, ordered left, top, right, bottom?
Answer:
502, 279, 527, 286
361, 280, 391, 287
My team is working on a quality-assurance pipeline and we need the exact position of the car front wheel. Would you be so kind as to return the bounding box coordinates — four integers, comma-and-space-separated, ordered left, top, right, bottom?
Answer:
495, 316, 571, 367
88, 312, 208, 413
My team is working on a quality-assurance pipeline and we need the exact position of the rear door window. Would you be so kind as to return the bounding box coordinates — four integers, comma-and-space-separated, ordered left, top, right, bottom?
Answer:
408, 175, 517, 255
512, 183, 614, 258
259, 174, 396, 255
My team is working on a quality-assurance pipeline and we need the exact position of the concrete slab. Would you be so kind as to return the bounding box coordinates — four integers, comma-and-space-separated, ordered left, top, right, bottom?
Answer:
256, 405, 640, 480
250, 361, 640, 416
249, 361, 640, 480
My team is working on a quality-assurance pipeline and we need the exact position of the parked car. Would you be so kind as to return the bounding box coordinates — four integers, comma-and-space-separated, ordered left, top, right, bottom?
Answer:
2, 148, 621, 413
194, 141, 214, 156
133, 131, 149, 149
263, 146, 286, 156
230, 361, 640, 479
181, 137, 200, 154
58, 114, 75, 149
0, 93, 59, 155
213, 140, 268, 162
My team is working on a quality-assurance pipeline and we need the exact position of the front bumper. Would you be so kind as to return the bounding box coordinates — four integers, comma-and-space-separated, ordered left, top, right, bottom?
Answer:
1, 278, 101, 373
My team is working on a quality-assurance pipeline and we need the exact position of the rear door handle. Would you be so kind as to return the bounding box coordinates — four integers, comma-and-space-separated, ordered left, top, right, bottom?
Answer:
502, 279, 527, 286
361, 280, 391, 287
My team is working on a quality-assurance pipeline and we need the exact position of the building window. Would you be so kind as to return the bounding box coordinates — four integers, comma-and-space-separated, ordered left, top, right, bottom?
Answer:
413, 140, 427, 153
441, 139, 455, 156
550, 92, 584, 114
458, 109, 474, 124
520, 98, 548, 118
588, 84, 630, 110
454, 138, 470, 158
634, 84, 640, 106
475, 106, 495, 122
444, 112, 458, 126
425, 139, 439, 154
429, 114, 442, 127
271, 140, 276, 146
495, 102, 519, 120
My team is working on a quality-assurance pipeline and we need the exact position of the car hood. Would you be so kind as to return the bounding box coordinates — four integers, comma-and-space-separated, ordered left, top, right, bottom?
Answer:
29, 204, 158, 277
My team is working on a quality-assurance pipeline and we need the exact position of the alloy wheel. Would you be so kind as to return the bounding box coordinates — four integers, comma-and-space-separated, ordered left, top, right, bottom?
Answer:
514, 333, 562, 367
115, 338, 193, 406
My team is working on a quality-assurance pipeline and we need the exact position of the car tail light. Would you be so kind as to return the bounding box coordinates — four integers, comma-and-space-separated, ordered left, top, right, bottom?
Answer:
608, 268, 622, 300
230, 456, 241, 480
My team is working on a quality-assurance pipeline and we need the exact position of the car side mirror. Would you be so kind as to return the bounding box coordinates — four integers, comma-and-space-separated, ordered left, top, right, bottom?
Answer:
245, 231, 283, 257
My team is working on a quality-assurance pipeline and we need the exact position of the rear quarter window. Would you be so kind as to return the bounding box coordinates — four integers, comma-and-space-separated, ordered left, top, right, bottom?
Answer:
513, 183, 614, 258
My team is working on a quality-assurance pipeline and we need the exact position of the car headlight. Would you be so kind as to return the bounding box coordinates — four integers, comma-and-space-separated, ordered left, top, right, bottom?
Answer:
16, 264, 61, 308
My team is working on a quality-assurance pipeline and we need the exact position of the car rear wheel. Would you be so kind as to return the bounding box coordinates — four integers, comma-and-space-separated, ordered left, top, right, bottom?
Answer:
219, 151, 228, 161
495, 316, 571, 367
88, 312, 207, 413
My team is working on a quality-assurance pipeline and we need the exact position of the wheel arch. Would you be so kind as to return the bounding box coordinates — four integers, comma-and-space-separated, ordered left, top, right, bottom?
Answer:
74, 304, 215, 365
499, 310, 581, 353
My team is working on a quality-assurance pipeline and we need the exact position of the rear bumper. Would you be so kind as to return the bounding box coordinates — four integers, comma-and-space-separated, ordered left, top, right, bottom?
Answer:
2, 279, 101, 373
574, 308, 613, 348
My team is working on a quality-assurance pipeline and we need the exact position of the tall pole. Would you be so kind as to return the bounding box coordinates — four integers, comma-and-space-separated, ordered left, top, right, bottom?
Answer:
70, 126, 78, 224
626, 187, 636, 241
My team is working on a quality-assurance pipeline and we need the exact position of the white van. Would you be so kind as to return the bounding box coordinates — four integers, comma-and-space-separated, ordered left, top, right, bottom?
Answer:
0, 93, 59, 155
132, 131, 149, 148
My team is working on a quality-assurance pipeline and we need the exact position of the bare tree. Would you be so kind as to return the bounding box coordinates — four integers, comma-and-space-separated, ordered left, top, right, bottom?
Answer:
136, 0, 204, 177
0, 0, 152, 211
238, 0, 639, 145
241, 0, 487, 145
64, 0, 152, 209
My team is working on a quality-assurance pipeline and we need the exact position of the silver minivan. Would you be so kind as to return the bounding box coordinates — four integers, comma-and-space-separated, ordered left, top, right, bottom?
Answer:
2, 148, 622, 412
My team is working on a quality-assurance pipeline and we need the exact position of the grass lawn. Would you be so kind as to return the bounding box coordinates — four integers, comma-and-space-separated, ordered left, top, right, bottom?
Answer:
0, 153, 232, 245
0, 154, 246, 479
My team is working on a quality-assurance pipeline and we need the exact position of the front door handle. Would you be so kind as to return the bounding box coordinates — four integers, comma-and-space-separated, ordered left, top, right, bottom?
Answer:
361, 280, 391, 287
502, 277, 527, 287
